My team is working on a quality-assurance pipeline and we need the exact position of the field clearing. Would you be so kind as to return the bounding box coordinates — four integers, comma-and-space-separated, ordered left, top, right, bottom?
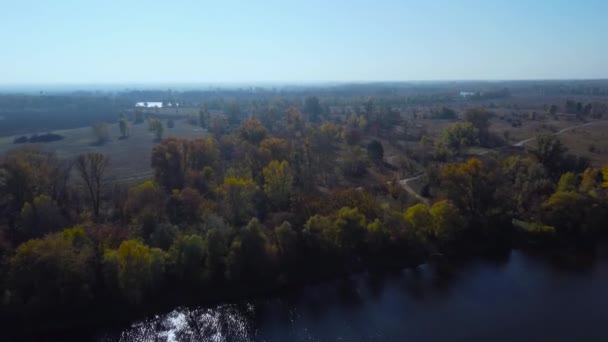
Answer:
556, 121, 608, 167
0, 119, 207, 181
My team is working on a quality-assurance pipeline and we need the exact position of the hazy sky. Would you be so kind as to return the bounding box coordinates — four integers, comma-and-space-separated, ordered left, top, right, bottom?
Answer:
1, 0, 607, 84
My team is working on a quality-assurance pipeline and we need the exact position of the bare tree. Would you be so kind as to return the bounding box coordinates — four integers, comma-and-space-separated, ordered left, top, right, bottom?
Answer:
76, 153, 109, 218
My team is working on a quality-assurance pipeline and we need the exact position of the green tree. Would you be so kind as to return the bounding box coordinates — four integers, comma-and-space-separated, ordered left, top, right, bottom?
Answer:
103, 240, 167, 304
463, 108, 492, 145
169, 234, 206, 287
557, 172, 577, 192
366, 140, 384, 163
8, 228, 95, 314
225, 218, 272, 282
216, 177, 256, 225
18, 194, 64, 239
263, 160, 293, 209
429, 200, 463, 243
333, 207, 367, 252
442, 122, 480, 152
119, 115, 129, 138
198, 105, 210, 128
530, 134, 567, 175
304, 96, 323, 122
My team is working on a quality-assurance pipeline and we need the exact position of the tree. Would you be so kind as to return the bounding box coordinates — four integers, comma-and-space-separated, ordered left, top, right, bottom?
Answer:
226, 218, 272, 282
442, 122, 479, 152
92, 122, 110, 145
366, 140, 384, 163
198, 105, 210, 128
151, 138, 219, 191
134, 108, 145, 124
557, 172, 577, 192
463, 108, 491, 145
169, 234, 206, 287
103, 240, 166, 304
263, 160, 293, 209
333, 207, 367, 252
8, 228, 95, 314
259, 137, 290, 162
530, 134, 567, 175
148, 118, 164, 141
19, 194, 64, 240
341, 147, 369, 177
216, 177, 256, 225
225, 101, 242, 125
76, 152, 109, 218
439, 158, 499, 221
119, 115, 129, 138
124, 181, 166, 227
429, 200, 463, 243
549, 104, 558, 116
0, 147, 71, 232
404, 203, 433, 240
239, 119, 268, 145
304, 96, 323, 122
274, 221, 298, 259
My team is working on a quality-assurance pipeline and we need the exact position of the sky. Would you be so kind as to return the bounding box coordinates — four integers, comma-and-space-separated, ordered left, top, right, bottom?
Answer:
1, 0, 607, 84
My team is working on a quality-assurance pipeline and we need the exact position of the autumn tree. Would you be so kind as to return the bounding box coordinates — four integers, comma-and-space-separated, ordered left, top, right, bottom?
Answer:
76, 152, 109, 219
151, 137, 219, 191
0, 147, 71, 232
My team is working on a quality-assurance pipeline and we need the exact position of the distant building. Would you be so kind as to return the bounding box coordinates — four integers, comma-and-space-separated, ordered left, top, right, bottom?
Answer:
135, 102, 163, 108
459, 91, 476, 98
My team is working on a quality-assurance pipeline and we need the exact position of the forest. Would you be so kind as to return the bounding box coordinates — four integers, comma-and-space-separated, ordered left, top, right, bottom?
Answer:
1, 85, 608, 339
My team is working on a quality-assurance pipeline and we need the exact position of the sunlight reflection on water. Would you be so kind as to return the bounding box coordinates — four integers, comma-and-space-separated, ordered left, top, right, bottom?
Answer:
118, 304, 254, 342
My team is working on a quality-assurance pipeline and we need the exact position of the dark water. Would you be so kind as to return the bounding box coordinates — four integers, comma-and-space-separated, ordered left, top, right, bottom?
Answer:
99, 249, 608, 341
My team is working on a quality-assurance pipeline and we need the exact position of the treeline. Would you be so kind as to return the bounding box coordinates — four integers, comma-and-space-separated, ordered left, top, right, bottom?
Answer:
0, 95, 131, 135
0, 102, 607, 339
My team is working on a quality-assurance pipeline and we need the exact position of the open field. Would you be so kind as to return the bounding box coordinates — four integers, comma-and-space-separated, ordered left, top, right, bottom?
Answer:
0, 119, 207, 182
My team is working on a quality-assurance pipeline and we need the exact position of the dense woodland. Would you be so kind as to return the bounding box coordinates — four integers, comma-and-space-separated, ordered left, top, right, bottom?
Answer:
1, 85, 608, 339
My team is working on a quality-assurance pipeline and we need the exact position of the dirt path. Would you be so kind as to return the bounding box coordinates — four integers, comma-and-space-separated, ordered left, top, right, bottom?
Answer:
512, 122, 594, 147
399, 121, 597, 204
398, 174, 430, 205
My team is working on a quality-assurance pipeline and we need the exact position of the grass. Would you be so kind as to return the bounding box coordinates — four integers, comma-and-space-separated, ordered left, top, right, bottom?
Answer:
0, 119, 207, 182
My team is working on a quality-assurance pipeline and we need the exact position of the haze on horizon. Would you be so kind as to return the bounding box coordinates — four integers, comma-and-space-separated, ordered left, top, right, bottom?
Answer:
1, 0, 607, 85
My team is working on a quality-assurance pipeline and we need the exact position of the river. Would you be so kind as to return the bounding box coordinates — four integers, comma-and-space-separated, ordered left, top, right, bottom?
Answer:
98, 248, 608, 341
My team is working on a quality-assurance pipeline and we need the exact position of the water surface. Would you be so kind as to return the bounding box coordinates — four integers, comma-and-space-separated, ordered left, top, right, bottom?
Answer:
100, 250, 608, 341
